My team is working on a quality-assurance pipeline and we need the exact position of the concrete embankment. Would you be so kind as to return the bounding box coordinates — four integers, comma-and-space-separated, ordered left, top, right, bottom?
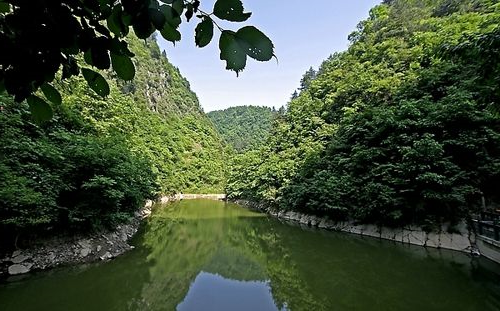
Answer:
235, 200, 479, 256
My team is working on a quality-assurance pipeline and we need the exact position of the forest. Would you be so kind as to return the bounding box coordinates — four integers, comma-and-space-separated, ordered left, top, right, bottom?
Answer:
208, 105, 278, 152
1, 0, 500, 244
0, 34, 226, 243
226, 0, 500, 229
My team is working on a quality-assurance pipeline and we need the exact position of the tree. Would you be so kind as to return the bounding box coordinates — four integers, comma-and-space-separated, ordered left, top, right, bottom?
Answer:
299, 67, 317, 91
0, 0, 274, 121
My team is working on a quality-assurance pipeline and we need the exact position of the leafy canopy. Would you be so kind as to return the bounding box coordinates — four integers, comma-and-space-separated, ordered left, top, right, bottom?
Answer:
0, 0, 274, 120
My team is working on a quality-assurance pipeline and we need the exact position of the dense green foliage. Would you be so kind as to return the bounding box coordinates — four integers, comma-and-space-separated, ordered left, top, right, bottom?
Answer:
0, 0, 274, 118
0, 34, 226, 242
227, 0, 500, 227
208, 105, 276, 152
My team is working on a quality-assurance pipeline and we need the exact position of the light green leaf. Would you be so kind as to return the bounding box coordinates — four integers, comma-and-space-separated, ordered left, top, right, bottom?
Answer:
27, 95, 53, 123
195, 18, 214, 48
213, 0, 251, 22
236, 26, 275, 61
219, 30, 247, 75
40, 83, 62, 105
111, 53, 135, 80
82, 68, 110, 97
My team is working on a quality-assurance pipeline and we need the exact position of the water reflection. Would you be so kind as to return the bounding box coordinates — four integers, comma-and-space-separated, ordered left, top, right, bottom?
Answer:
177, 272, 282, 311
0, 199, 500, 311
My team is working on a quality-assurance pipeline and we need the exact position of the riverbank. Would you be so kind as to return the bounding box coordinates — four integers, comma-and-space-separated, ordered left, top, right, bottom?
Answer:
0, 203, 154, 278
0, 194, 227, 278
234, 200, 479, 255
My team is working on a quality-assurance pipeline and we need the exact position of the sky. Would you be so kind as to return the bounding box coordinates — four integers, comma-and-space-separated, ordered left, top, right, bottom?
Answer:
157, 1, 381, 112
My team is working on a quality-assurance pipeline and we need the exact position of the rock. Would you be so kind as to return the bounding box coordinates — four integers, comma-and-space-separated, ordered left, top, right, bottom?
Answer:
47, 252, 56, 262
121, 233, 128, 242
11, 254, 30, 264
80, 248, 91, 257
8, 264, 30, 275
310, 217, 319, 227
11, 250, 21, 258
78, 239, 91, 249
318, 218, 329, 229
426, 232, 440, 248
96, 245, 102, 252
100, 252, 113, 260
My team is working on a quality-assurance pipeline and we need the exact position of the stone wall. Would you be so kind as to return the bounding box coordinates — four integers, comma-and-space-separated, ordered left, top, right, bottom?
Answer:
235, 200, 478, 254
476, 237, 500, 263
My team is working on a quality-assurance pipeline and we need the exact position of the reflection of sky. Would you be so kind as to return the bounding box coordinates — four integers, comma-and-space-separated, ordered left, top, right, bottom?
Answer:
177, 272, 285, 311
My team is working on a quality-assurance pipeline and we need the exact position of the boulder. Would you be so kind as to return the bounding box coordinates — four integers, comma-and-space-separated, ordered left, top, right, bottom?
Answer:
11, 254, 30, 264
8, 264, 30, 275
80, 248, 91, 257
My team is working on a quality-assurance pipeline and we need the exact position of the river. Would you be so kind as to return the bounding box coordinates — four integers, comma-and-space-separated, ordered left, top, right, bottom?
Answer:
1, 199, 499, 310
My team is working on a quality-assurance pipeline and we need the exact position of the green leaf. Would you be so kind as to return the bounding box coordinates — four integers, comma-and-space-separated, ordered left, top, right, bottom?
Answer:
160, 5, 181, 28
110, 38, 134, 58
0, 1, 10, 14
82, 68, 110, 97
236, 26, 275, 61
219, 30, 247, 75
84, 45, 111, 70
111, 53, 135, 80
27, 95, 53, 123
40, 83, 62, 105
185, 3, 194, 22
149, 8, 166, 29
107, 6, 127, 37
160, 4, 182, 43
195, 18, 214, 48
160, 24, 181, 43
84, 49, 93, 66
172, 0, 184, 16
213, 0, 251, 22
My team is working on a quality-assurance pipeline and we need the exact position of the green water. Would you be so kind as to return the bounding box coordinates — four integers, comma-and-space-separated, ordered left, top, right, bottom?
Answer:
1, 199, 499, 311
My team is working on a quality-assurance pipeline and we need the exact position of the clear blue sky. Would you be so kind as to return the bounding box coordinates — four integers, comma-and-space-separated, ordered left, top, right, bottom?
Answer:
157, 1, 381, 112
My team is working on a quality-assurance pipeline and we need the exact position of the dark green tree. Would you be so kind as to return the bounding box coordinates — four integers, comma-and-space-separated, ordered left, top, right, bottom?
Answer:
227, 0, 500, 227
0, 0, 274, 121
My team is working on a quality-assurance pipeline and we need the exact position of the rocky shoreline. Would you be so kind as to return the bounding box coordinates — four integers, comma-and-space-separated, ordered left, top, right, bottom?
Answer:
1, 195, 478, 279
0, 201, 154, 279
0, 194, 226, 278
235, 200, 480, 255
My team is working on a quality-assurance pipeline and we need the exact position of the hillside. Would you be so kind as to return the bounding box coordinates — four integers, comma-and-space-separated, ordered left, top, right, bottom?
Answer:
208, 106, 276, 152
0, 33, 226, 241
226, 0, 500, 227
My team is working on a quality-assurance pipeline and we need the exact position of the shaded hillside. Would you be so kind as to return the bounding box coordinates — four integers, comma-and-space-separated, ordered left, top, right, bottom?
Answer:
0, 33, 226, 241
208, 106, 276, 152
227, 0, 500, 227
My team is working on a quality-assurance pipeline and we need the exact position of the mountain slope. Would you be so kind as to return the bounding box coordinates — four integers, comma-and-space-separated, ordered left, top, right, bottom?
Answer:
227, 0, 500, 227
0, 32, 226, 240
208, 106, 276, 152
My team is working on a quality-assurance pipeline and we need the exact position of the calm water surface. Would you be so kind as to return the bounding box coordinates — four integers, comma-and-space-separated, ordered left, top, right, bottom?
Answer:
1, 199, 499, 311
